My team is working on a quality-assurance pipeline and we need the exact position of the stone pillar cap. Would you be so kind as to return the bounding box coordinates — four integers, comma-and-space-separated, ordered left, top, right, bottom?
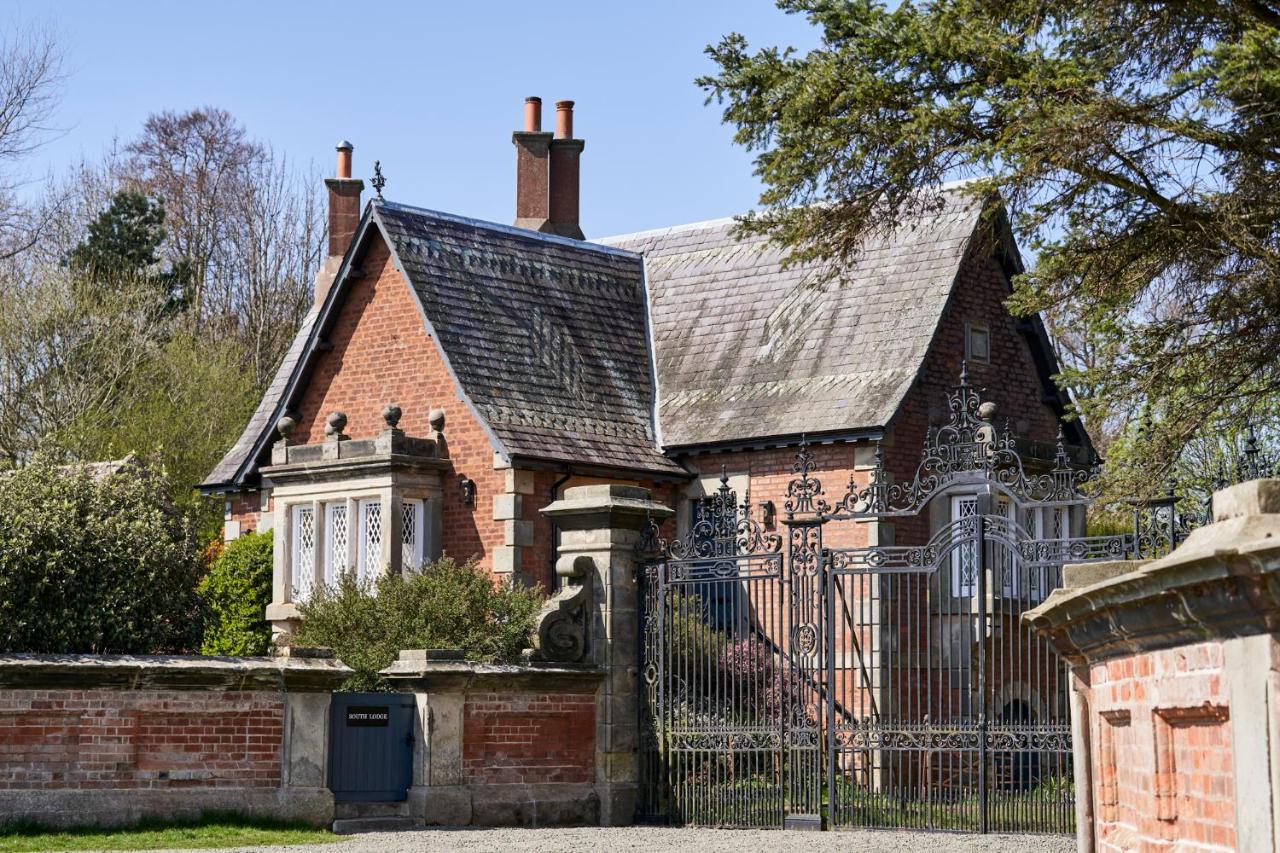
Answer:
542, 483, 674, 519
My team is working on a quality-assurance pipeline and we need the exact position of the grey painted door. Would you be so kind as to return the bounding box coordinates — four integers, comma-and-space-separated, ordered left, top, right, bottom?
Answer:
328, 692, 416, 803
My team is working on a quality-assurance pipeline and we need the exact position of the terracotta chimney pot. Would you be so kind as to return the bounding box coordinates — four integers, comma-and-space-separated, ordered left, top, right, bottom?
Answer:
316, 140, 364, 308
524, 97, 542, 133
555, 100, 574, 139
336, 140, 353, 180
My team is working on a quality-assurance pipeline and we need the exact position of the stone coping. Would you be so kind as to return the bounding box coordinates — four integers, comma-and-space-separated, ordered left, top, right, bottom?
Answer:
0, 652, 353, 692
1024, 479, 1280, 664
381, 651, 605, 692
542, 484, 675, 522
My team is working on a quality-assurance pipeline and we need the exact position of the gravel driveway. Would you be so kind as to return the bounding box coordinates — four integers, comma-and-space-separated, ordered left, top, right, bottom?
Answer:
165, 826, 1075, 853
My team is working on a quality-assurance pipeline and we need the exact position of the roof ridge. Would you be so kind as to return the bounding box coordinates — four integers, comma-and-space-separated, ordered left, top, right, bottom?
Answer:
375, 200, 640, 259
595, 214, 743, 245
596, 181, 989, 246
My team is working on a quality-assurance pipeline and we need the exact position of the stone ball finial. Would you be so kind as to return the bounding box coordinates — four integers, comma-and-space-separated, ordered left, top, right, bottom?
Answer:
382, 403, 402, 429
978, 401, 998, 421
325, 411, 348, 436
275, 414, 297, 439
428, 408, 446, 433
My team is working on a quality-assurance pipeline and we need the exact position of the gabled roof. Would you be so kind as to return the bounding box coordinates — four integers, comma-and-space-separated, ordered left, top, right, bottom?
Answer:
203, 202, 684, 492
598, 188, 987, 448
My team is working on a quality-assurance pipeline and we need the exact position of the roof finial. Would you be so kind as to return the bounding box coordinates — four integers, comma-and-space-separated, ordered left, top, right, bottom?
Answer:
371, 160, 386, 200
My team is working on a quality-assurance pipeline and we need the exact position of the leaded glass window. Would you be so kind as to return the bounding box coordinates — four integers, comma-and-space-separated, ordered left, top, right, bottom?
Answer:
358, 499, 382, 581
325, 503, 348, 585
291, 504, 316, 600
950, 495, 979, 597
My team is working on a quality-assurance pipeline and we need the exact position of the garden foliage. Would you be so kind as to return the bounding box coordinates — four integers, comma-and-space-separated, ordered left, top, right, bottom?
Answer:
294, 557, 543, 690
199, 529, 273, 656
0, 456, 203, 653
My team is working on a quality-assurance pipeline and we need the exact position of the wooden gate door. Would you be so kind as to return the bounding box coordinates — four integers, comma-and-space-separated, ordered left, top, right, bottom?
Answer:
328, 692, 416, 803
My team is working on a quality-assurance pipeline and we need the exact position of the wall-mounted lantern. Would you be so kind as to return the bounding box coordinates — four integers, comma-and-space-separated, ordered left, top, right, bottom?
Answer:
759, 499, 776, 527
458, 475, 476, 506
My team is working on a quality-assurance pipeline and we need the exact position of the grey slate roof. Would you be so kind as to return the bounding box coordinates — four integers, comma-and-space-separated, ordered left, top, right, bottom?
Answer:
376, 203, 683, 475
203, 202, 683, 491
205, 188, 993, 491
598, 189, 984, 448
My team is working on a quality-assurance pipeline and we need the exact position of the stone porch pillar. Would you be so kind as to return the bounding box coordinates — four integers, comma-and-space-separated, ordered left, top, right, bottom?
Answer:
541, 484, 673, 826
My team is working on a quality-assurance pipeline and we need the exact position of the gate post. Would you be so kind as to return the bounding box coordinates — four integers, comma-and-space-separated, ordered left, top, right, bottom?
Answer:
542, 485, 673, 826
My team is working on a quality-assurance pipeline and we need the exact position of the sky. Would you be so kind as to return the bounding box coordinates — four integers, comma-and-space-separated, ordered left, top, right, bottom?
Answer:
11, 1, 819, 239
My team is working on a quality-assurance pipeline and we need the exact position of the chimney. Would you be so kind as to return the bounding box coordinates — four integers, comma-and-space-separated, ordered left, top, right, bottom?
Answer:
512, 97, 553, 233
548, 101, 585, 240
316, 141, 364, 308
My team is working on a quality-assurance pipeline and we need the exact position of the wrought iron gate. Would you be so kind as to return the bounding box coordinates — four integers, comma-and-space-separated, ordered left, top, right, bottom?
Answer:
638, 369, 1132, 833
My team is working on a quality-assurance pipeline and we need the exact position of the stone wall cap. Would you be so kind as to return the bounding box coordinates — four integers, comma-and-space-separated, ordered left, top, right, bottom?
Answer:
380, 657, 605, 690
1062, 559, 1150, 590
0, 653, 354, 692
1025, 486, 1280, 663
542, 488, 675, 520
1213, 478, 1280, 521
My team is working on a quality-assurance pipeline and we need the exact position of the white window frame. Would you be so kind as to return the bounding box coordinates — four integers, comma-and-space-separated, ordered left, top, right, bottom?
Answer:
324, 501, 350, 586
950, 494, 979, 597
401, 498, 425, 571
290, 503, 317, 601
357, 498, 383, 582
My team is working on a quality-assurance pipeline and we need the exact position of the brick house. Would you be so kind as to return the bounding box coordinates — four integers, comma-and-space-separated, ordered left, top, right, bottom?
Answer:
201, 97, 1085, 640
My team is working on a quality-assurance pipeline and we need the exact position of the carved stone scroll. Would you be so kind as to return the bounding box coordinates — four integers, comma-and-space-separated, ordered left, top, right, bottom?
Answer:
530, 554, 594, 663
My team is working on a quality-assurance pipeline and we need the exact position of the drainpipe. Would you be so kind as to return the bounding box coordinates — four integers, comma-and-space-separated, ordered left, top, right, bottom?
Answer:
548, 468, 572, 590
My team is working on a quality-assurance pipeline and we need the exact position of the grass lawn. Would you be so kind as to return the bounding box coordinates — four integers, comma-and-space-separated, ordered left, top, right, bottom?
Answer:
0, 816, 342, 853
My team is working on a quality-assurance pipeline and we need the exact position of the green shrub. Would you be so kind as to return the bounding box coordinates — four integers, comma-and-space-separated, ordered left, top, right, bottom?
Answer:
200, 530, 273, 656
295, 557, 544, 690
0, 456, 203, 653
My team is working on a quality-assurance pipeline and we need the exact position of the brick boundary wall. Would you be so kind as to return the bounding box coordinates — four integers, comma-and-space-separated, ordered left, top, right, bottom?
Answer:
383, 653, 609, 827
0, 652, 350, 830
462, 692, 596, 786
1025, 480, 1280, 853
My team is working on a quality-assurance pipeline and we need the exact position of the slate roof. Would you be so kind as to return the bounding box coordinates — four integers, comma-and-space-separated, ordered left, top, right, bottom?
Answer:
205, 188, 998, 492
203, 202, 683, 491
598, 189, 985, 448
376, 203, 682, 475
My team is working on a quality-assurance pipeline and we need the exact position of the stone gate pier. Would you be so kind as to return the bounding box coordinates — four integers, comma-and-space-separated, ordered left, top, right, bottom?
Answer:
382, 484, 671, 828
1026, 479, 1280, 853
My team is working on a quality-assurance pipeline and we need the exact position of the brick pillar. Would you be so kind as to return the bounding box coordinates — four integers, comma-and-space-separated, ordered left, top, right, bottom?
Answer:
548, 100, 584, 240
513, 96, 553, 233
542, 484, 673, 826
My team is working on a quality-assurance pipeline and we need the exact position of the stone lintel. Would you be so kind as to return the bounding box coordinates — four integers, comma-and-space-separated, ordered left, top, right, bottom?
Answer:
0, 652, 353, 693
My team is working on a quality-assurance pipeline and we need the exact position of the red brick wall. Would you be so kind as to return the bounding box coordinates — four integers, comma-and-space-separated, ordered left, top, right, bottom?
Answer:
226, 490, 269, 538
0, 689, 283, 791
462, 692, 596, 785
1090, 641, 1236, 852
291, 236, 506, 571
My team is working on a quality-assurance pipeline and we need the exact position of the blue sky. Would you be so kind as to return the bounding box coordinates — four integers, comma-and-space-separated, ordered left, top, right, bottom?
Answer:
13, 1, 818, 238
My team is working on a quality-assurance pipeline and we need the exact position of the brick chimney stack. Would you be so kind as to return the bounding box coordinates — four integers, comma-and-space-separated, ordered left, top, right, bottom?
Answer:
316, 141, 364, 308
548, 101, 585, 240
512, 97, 553, 233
